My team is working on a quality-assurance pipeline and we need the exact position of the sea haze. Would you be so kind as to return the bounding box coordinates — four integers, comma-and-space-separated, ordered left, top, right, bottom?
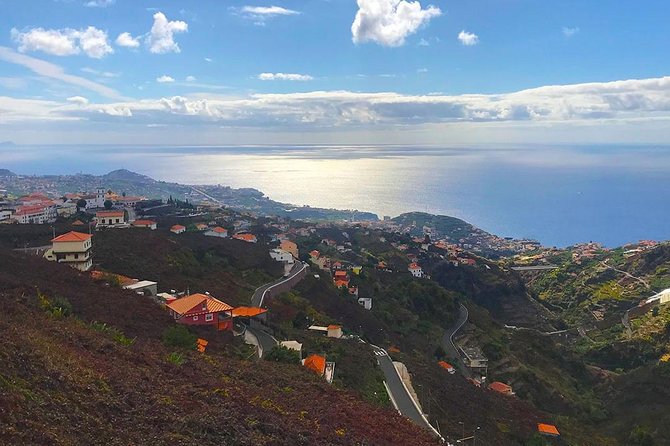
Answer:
3, 144, 670, 248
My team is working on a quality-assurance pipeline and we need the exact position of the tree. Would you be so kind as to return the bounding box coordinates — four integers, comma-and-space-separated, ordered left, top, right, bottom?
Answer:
76, 198, 87, 211
122, 191, 127, 197
104, 200, 113, 210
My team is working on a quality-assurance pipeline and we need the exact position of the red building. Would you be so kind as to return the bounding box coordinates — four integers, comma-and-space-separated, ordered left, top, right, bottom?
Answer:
167, 293, 233, 330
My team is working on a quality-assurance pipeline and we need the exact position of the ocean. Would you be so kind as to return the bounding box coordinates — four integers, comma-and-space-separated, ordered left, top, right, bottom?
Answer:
2, 144, 670, 248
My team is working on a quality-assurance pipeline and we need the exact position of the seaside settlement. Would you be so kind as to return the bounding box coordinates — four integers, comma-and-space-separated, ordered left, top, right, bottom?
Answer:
3, 172, 668, 444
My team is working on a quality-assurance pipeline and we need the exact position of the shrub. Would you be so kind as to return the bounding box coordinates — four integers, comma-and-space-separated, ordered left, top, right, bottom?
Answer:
162, 325, 197, 350
166, 352, 185, 366
37, 290, 72, 318
265, 345, 301, 364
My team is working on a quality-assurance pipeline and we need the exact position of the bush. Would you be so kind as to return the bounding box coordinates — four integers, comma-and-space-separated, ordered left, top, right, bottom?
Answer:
37, 291, 72, 318
629, 424, 654, 446
166, 352, 186, 366
162, 325, 197, 349
265, 345, 301, 364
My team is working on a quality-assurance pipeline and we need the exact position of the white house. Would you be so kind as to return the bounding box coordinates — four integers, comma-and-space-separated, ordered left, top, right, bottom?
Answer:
96, 210, 127, 227
83, 188, 106, 209
327, 325, 343, 339
357, 297, 373, 310
204, 227, 228, 238
408, 262, 424, 278
44, 231, 93, 271
645, 288, 670, 305
131, 220, 157, 230
270, 248, 294, 264
170, 224, 186, 234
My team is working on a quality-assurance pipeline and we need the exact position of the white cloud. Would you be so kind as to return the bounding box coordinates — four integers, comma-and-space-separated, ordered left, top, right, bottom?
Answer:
156, 75, 175, 83
562, 27, 580, 38
258, 72, 314, 81
84, 0, 114, 7
417, 67, 428, 73
185, 75, 196, 82
351, 0, 441, 47
5, 75, 670, 139
204, 57, 213, 62
66, 96, 89, 106
146, 12, 188, 54
457, 30, 479, 46
0, 46, 123, 99
11, 26, 113, 58
418, 38, 430, 46
234, 5, 300, 24
81, 67, 119, 78
116, 32, 141, 48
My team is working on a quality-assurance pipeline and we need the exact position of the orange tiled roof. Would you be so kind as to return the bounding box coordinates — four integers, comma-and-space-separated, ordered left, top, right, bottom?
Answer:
327, 325, 341, 330
52, 231, 92, 242
334, 279, 349, 288
438, 361, 454, 370
489, 381, 513, 394
304, 354, 326, 375
232, 306, 268, 317
408, 262, 421, 270
96, 210, 125, 217
167, 293, 233, 316
211, 226, 227, 233
537, 424, 560, 436
171, 224, 186, 230
72, 220, 85, 226
334, 270, 347, 277
233, 233, 257, 242
132, 220, 156, 226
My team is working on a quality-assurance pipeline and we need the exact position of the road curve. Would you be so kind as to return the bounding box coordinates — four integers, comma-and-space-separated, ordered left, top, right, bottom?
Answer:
251, 261, 307, 308
370, 345, 444, 441
442, 304, 469, 378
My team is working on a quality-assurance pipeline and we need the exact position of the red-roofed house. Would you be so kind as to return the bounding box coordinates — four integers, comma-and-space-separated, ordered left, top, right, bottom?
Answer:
309, 250, 320, 260
132, 220, 157, 230
44, 231, 93, 271
537, 424, 560, 437
327, 325, 343, 338
489, 381, 514, 396
233, 233, 257, 243
408, 262, 424, 278
167, 293, 234, 329
438, 361, 455, 374
96, 210, 127, 227
303, 354, 326, 375
14, 203, 57, 224
170, 224, 186, 234
205, 227, 228, 238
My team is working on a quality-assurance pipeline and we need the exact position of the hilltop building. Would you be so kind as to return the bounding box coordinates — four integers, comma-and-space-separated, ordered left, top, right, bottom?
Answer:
44, 231, 93, 271
167, 293, 234, 330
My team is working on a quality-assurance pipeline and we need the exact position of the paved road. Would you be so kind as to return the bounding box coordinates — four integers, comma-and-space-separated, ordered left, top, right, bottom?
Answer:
370, 345, 441, 437
442, 304, 470, 378
246, 325, 279, 356
251, 261, 307, 307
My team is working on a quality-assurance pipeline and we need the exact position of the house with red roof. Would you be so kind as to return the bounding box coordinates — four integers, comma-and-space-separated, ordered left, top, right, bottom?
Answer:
167, 293, 234, 329
303, 354, 326, 376
438, 361, 456, 374
96, 210, 127, 227
205, 226, 228, 238
489, 381, 514, 396
170, 224, 186, 234
43, 231, 93, 271
537, 424, 560, 437
131, 220, 157, 230
408, 262, 424, 278
233, 233, 257, 243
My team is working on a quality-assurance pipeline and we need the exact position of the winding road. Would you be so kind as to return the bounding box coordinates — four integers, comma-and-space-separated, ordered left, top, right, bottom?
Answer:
245, 261, 308, 357
442, 304, 470, 378
371, 345, 445, 441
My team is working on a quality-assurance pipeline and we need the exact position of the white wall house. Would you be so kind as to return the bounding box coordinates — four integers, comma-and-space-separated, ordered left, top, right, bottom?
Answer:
96, 210, 127, 227
44, 231, 93, 271
84, 188, 106, 209
408, 263, 424, 278
270, 248, 294, 264
204, 227, 228, 238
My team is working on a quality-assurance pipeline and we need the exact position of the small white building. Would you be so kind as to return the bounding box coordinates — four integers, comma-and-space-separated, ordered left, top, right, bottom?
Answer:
96, 210, 127, 227
270, 248, 294, 264
280, 340, 303, 357
170, 224, 186, 234
646, 288, 670, 305
131, 220, 157, 230
205, 227, 228, 238
327, 325, 343, 339
408, 262, 424, 278
357, 297, 373, 310
123, 280, 158, 297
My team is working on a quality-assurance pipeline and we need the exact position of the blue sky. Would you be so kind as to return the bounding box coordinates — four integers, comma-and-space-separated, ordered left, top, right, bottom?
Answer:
1, 0, 670, 145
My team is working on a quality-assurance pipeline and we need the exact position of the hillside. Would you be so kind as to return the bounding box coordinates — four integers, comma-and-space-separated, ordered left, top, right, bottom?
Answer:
0, 168, 15, 177
0, 250, 439, 446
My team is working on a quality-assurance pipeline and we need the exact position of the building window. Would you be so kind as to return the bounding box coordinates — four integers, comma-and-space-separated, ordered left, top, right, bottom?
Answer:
193, 315, 198, 321
205, 313, 213, 322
